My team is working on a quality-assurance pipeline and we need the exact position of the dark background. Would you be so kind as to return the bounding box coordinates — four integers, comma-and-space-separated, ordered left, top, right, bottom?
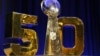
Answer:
0, 0, 100, 55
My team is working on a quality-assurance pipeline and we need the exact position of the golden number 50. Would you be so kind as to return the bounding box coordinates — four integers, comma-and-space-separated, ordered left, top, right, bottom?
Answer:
4, 12, 84, 56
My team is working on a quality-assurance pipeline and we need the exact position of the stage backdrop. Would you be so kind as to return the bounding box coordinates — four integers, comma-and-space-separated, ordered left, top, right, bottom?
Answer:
0, 0, 100, 55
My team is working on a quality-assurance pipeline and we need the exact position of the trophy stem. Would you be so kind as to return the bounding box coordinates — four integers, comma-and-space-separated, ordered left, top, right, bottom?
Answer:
44, 16, 62, 55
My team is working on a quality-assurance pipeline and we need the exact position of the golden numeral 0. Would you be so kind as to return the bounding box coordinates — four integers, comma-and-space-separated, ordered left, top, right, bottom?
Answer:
58, 17, 84, 55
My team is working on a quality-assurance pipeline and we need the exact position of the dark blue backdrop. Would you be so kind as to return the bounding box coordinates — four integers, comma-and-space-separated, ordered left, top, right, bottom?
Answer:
0, 0, 100, 55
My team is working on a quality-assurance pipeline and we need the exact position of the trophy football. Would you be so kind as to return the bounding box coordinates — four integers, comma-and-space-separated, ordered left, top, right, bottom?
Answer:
4, 0, 84, 56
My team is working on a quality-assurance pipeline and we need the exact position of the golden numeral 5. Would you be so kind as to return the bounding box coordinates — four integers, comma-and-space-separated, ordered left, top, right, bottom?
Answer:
4, 12, 38, 56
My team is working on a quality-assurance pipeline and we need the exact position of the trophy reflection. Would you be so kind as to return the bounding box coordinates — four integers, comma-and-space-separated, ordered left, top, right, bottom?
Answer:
4, 12, 38, 56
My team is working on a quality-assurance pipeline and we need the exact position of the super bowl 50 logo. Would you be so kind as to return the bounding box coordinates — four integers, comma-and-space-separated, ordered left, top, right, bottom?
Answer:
4, 0, 84, 56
